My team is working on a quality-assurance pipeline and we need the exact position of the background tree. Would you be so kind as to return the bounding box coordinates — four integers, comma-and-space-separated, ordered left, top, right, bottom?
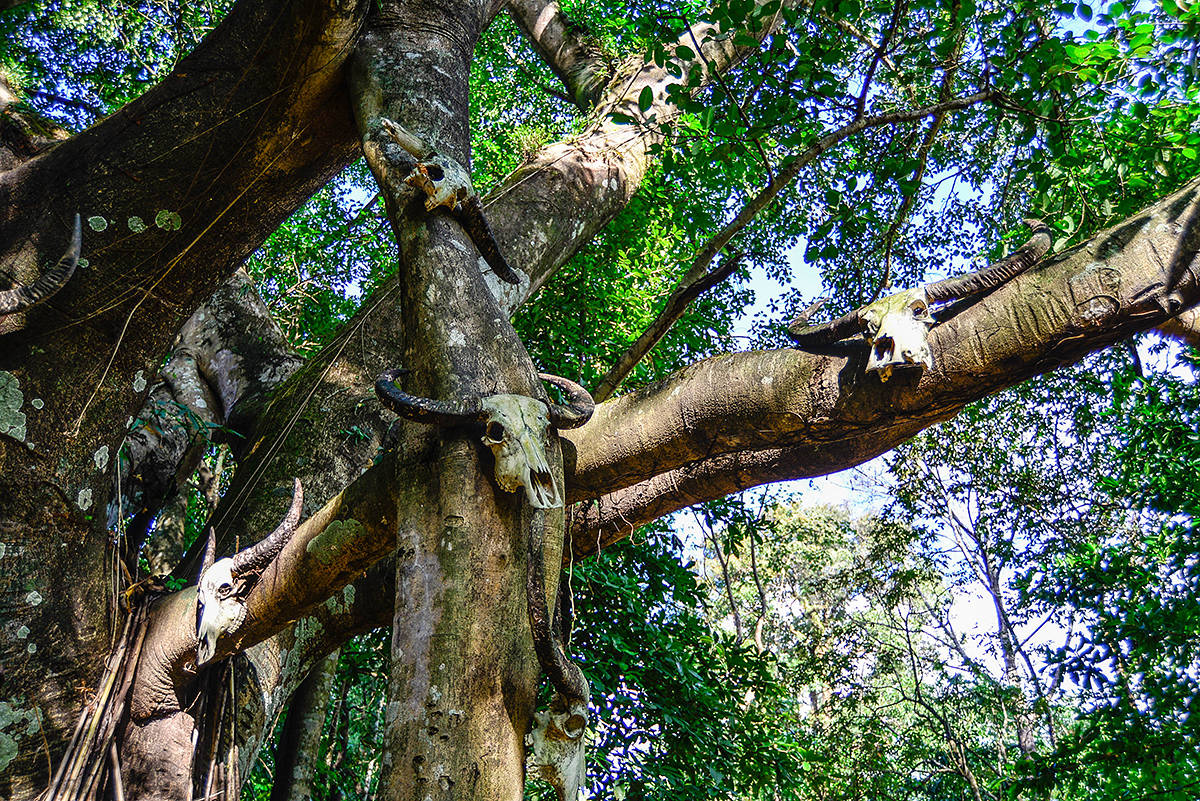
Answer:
0, 0, 1199, 798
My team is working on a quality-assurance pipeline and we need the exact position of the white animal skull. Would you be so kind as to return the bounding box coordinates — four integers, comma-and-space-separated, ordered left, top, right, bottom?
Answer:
194, 479, 303, 665
528, 692, 589, 801
196, 557, 247, 665
404, 155, 472, 213
861, 287, 935, 381
480, 394, 563, 509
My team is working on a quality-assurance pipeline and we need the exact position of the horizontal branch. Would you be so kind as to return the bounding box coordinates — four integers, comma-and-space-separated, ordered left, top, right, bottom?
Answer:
564, 175, 1200, 542
590, 90, 998, 402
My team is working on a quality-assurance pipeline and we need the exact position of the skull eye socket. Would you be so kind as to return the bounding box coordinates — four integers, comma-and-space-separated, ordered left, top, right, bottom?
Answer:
217, 582, 233, 599
486, 421, 505, 441
425, 163, 445, 181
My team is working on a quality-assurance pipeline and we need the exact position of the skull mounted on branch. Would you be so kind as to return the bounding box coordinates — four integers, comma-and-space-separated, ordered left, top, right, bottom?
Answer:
195, 478, 303, 665
373, 368, 594, 508
376, 117, 522, 285
0, 213, 81, 330
788, 219, 1052, 380
528, 687, 590, 801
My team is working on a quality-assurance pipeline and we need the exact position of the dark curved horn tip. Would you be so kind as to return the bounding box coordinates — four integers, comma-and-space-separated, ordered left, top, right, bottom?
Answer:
539, 373, 595, 429
374, 369, 484, 426
199, 527, 217, 578
231, 479, 303, 575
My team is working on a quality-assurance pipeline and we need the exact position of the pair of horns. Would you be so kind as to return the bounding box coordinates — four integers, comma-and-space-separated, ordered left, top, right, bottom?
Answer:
788, 219, 1052, 346
0, 214, 81, 315
374, 369, 595, 430
200, 478, 304, 576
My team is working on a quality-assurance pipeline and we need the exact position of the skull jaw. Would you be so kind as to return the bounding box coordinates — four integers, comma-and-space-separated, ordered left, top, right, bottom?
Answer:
866, 341, 934, 382
492, 460, 563, 509
195, 599, 246, 665
195, 557, 248, 666
528, 694, 589, 801
865, 317, 934, 383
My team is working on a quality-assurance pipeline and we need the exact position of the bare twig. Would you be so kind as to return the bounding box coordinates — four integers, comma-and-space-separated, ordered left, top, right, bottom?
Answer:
593, 251, 742, 402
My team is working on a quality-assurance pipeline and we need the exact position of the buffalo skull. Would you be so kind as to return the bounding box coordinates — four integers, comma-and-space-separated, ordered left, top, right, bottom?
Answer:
528, 689, 590, 801
196, 479, 303, 665
787, 219, 1052, 379
374, 370, 594, 509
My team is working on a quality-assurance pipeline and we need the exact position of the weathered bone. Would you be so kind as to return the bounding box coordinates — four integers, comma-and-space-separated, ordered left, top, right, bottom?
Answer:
862, 287, 934, 381
528, 691, 590, 801
538, 373, 595, 429
380, 117, 522, 284
375, 370, 592, 432
196, 479, 303, 665
0, 213, 82, 315
526, 516, 590, 800
200, 527, 217, 576
374, 371, 589, 508
481, 394, 563, 508
924, 218, 1051, 304
787, 219, 1052, 346
231, 477, 303, 575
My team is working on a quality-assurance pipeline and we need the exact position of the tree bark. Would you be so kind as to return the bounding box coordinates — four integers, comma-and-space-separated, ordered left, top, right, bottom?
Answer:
0, 0, 364, 791
270, 650, 339, 801
5, 1, 1200, 797
566, 179, 1200, 547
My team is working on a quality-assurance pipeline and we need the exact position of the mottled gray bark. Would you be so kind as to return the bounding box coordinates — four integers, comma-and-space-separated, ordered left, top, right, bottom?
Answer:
7, 0, 1200, 797
0, 0, 366, 793
565, 180, 1200, 547
113, 271, 301, 548
271, 650, 340, 801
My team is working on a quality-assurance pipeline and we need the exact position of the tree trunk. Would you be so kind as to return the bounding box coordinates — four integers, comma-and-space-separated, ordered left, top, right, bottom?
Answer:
271, 650, 339, 801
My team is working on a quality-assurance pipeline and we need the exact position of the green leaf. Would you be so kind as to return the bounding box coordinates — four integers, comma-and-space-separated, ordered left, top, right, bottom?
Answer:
638, 85, 654, 112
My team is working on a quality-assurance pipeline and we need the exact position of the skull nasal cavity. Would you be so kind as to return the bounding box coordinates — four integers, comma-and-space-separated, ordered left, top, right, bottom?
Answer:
425, 164, 445, 180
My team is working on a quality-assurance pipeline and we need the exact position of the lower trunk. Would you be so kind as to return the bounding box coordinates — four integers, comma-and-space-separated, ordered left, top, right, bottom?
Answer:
0, 484, 111, 801
380, 433, 541, 800
270, 649, 340, 801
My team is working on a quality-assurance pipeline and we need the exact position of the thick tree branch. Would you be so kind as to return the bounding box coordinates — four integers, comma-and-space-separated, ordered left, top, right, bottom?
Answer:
564, 177, 1200, 545
194, 0, 809, 579
591, 90, 996, 402
1, 0, 365, 481
115, 270, 302, 545
505, 0, 612, 108
482, 2, 801, 313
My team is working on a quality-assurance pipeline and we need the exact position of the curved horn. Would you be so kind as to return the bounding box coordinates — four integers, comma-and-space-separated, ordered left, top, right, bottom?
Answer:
539, 373, 595, 430
199, 527, 217, 578
786, 307, 869, 346
0, 214, 82, 315
231, 478, 303, 576
925, 218, 1052, 304
374, 367, 484, 426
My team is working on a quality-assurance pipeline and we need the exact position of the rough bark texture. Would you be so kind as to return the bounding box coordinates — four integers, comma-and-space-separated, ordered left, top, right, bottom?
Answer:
270, 650, 339, 801
352, 2, 556, 796
4, 0, 1200, 798
0, 0, 366, 793
566, 180, 1200, 548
